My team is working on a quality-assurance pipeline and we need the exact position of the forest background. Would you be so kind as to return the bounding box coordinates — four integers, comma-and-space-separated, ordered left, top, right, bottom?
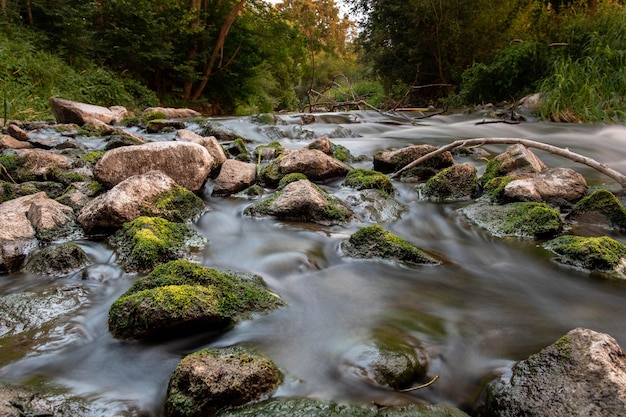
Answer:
0, 0, 624, 123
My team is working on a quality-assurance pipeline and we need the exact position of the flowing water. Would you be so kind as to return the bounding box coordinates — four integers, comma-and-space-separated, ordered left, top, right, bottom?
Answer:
2, 111, 626, 416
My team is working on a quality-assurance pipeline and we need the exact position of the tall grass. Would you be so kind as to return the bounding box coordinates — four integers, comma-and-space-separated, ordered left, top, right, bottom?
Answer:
538, 2, 626, 123
0, 27, 157, 122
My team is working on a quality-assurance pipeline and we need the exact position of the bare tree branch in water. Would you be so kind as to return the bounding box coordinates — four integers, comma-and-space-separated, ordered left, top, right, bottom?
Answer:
389, 138, 626, 188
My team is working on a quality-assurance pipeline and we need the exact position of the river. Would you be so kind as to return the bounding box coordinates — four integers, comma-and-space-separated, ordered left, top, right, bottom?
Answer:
1, 111, 626, 416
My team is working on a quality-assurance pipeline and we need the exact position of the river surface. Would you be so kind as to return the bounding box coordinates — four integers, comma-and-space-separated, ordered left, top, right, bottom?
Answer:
2, 111, 626, 416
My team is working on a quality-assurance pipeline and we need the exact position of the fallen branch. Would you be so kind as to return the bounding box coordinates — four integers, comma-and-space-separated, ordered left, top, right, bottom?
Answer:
0, 162, 16, 183
389, 138, 626, 188
399, 374, 440, 392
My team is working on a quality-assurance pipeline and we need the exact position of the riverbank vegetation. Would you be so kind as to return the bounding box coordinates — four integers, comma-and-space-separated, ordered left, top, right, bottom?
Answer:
0, 0, 624, 122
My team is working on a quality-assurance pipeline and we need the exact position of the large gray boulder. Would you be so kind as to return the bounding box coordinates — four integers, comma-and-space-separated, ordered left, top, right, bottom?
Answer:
245, 179, 353, 225
503, 167, 588, 204
481, 144, 547, 184
176, 129, 227, 168
0, 193, 75, 272
16, 149, 71, 179
165, 346, 282, 417
212, 159, 257, 196
78, 170, 204, 233
481, 328, 626, 417
49, 97, 127, 125
260, 148, 351, 186
93, 141, 214, 191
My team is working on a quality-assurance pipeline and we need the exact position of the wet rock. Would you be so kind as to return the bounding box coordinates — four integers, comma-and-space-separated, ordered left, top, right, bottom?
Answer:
480, 328, 626, 417
254, 141, 284, 162
543, 235, 626, 278
373, 144, 454, 180
212, 159, 257, 196
216, 397, 470, 417
226, 138, 252, 162
49, 97, 126, 125
342, 225, 440, 266
570, 189, 626, 231
94, 141, 214, 191
56, 181, 102, 213
165, 346, 282, 417
1, 181, 66, 203
481, 144, 547, 185
103, 133, 145, 150
108, 216, 207, 273
0, 135, 33, 150
6, 124, 31, 142
422, 163, 478, 201
307, 135, 332, 155
78, 170, 204, 234
461, 201, 563, 239
16, 149, 71, 180
109, 260, 284, 339
143, 106, 201, 119
146, 119, 185, 134
344, 168, 395, 194
0, 193, 74, 272
26, 197, 77, 241
259, 148, 351, 186
517, 93, 544, 111
503, 167, 587, 205
24, 242, 90, 276
244, 179, 353, 225
176, 129, 227, 168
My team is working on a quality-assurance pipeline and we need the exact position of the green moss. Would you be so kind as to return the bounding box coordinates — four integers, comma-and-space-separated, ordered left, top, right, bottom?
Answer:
143, 110, 167, 122
544, 235, 626, 272
422, 164, 478, 200
0, 181, 15, 203
342, 225, 439, 266
258, 159, 283, 186
278, 173, 308, 189
480, 157, 503, 185
109, 217, 206, 272
140, 186, 204, 222
502, 202, 562, 238
572, 189, 626, 229
126, 260, 284, 319
24, 243, 89, 276
0, 154, 20, 182
330, 143, 353, 163
554, 335, 572, 359
242, 184, 264, 197
228, 138, 252, 162
108, 284, 224, 339
344, 168, 394, 195
483, 176, 515, 202
79, 150, 106, 166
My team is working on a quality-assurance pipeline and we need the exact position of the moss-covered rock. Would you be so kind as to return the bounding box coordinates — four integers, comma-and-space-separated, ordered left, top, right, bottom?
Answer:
339, 188, 406, 223
139, 185, 205, 223
227, 138, 252, 162
543, 235, 626, 277
216, 397, 470, 417
165, 346, 282, 417
108, 260, 284, 339
277, 173, 308, 190
480, 144, 546, 185
255, 141, 285, 162
482, 176, 516, 202
462, 202, 562, 239
422, 163, 478, 201
245, 179, 353, 225
24, 243, 90, 277
344, 168, 394, 195
342, 225, 440, 266
570, 189, 626, 230
108, 217, 207, 272
373, 145, 454, 181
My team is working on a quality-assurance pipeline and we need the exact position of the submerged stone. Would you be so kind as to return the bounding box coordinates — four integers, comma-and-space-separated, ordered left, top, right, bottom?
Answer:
108, 260, 284, 339
341, 225, 440, 266
165, 346, 282, 417
543, 235, 626, 278
338, 188, 406, 223
462, 201, 562, 239
108, 216, 207, 272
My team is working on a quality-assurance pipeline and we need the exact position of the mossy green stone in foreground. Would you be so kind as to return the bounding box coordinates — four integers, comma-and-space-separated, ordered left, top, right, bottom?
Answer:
571, 189, 626, 229
543, 235, 626, 276
108, 260, 285, 339
344, 168, 394, 195
109, 216, 207, 272
422, 164, 478, 201
342, 225, 439, 266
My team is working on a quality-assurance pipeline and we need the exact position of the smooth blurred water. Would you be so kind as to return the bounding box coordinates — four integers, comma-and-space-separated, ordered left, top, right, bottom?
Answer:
1, 111, 626, 416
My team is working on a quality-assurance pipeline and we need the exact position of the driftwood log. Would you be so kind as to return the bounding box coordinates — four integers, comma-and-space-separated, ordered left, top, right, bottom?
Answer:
389, 138, 626, 188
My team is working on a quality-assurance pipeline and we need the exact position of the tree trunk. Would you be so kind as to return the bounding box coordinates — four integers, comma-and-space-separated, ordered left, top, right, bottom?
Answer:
389, 137, 626, 188
189, 0, 247, 101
